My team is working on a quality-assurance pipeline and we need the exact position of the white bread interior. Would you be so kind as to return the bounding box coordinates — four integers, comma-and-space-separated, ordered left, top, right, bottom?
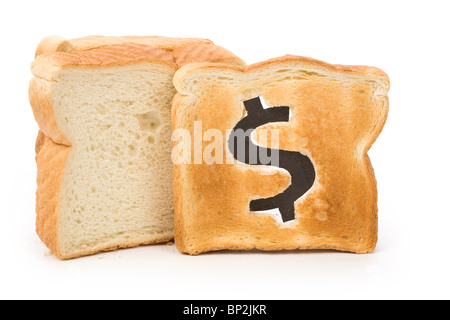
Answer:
50, 64, 175, 258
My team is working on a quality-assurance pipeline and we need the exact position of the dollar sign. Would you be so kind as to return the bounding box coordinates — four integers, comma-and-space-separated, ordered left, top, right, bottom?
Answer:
228, 97, 316, 223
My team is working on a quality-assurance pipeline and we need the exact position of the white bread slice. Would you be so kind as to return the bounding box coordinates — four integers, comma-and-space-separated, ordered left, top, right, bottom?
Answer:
172, 55, 389, 255
30, 39, 245, 259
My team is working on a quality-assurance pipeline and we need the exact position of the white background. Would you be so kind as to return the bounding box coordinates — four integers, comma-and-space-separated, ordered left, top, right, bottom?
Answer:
0, 0, 449, 300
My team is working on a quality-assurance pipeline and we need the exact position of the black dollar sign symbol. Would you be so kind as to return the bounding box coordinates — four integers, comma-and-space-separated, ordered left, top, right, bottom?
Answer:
228, 97, 316, 223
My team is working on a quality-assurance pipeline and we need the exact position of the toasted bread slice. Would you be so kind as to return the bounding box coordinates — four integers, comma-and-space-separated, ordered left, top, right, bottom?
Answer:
172, 55, 389, 255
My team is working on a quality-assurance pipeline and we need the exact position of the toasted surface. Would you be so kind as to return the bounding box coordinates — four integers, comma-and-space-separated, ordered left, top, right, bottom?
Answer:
173, 55, 389, 255
32, 43, 176, 81
29, 77, 71, 145
35, 35, 73, 57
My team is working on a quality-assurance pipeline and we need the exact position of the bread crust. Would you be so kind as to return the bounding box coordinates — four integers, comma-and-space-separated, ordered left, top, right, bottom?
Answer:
35, 133, 70, 257
68, 35, 213, 52
34, 35, 213, 57
174, 55, 389, 93
172, 44, 246, 68
29, 78, 70, 145
173, 55, 389, 255
35, 36, 73, 57
35, 130, 47, 156
30, 36, 245, 259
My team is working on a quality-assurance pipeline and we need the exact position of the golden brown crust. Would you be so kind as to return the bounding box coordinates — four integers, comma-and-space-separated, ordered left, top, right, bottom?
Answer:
174, 55, 390, 93
33, 36, 245, 80
172, 93, 189, 252
29, 78, 70, 145
172, 44, 246, 68
34, 36, 214, 57
35, 134, 70, 257
69, 35, 213, 52
31, 43, 177, 81
248, 55, 389, 80
173, 55, 389, 255
35, 36, 73, 57
35, 130, 47, 156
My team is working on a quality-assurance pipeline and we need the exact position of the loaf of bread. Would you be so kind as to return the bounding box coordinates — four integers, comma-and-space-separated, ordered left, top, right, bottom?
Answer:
172, 55, 389, 255
29, 36, 245, 259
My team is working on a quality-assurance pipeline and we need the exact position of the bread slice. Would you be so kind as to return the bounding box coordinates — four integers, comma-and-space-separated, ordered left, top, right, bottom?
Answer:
30, 37, 245, 259
172, 55, 390, 255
